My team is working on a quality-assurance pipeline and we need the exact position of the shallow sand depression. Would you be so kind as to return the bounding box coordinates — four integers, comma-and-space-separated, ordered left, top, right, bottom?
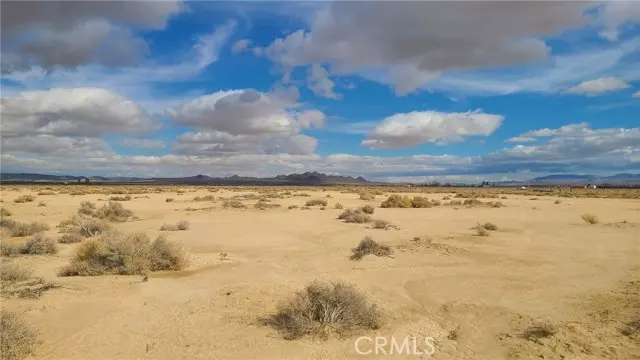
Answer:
1, 186, 639, 359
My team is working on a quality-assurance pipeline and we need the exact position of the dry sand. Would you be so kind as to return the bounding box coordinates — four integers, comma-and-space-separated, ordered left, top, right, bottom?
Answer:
1, 187, 639, 359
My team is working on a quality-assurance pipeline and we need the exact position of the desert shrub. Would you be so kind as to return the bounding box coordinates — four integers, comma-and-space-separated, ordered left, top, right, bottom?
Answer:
338, 209, 372, 223
108, 195, 131, 201
0, 208, 12, 217
442, 196, 451, 200
165, 198, 174, 203
305, 199, 328, 207
351, 237, 393, 260
359, 192, 375, 201
37, 190, 55, 196
521, 323, 556, 342
58, 233, 84, 244
1, 220, 49, 237
159, 220, 190, 231
148, 234, 189, 271
487, 201, 504, 208
295, 193, 311, 197
463, 199, 483, 207
263, 281, 382, 339
13, 195, 35, 204
0, 311, 39, 359
193, 195, 215, 202
554, 200, 562, 204
37, 202, 46, 207
334, 203, 344, 209
255, 201, 281, 210
410, 196, 432, 208
0, 263, 55, 299
359, 205, 375, 215
380, 195, 412, 208
482, 222, 498, 231
93, 202, 134, 222
0, 263, 32, 283
21, 234, 58, 255
372, 220, 393, 230
473, 224, 490, 237
581, 213, 599, 224
78, 201, 96, 215
621, 318, 640, 336
222, 200, 246, 209
448, 200, 462, 206
287, 205, 299, 210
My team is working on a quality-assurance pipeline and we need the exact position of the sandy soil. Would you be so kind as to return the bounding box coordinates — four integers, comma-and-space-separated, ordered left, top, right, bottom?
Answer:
1, 187, 639, 359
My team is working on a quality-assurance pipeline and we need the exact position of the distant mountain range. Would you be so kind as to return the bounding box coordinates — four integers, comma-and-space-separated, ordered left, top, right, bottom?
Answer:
1, 172, 639, 186
0, 171, 370, 185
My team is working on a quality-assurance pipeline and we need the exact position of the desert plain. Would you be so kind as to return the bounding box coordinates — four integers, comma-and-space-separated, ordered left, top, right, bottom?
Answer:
1, 185, 639, 360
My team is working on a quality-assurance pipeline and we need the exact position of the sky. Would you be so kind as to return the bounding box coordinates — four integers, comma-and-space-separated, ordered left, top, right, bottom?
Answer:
1, 1, 639, 183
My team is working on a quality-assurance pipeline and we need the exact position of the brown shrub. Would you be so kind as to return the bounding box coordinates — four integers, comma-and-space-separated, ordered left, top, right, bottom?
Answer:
13, 195, 35, 204
193, 195, 216, 202
473, 224, 490, 237
0, 207, 12, 217
581, 213, 599, 224
351, 236, 393, 260
554, 200, 562, 204
148, 234, 189, 271
21, 233, 58, 255
159, 220, 190, 231
521, 323, 556, 342
380, 195, 412, 208
410, 196, 432, 208
338, 209, 372, 223
287, 205, 299, 210
37, 190, 55, 196
305, 199, 328, 207
1, 311, 39, 359
334, 203, 344, 209
108, 195, 132, 201
93, 202, 134, 222
482, 222, 498, 231
0, 263, 55, 299
58, 233, 84, 244
222, 200, 247, 209
360, 205, 375, 214
359, 192, 376, 201
254, 201, 281, 210
165, 198, 175, 202
1, 220, 49, 237
263, 281, 382, 339
77, 201, 96, 215
372, 219, 394, 230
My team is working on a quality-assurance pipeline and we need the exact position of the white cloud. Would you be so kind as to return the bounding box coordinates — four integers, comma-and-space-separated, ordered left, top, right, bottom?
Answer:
505, 137, 537, 143
307, 64, 341, 99
1, 87, 157, 138
632, 90, 640, 98
231, 39, 252, 54
362, 110, 503, 149
120, 139, 166, 149
567, 77, 631, 95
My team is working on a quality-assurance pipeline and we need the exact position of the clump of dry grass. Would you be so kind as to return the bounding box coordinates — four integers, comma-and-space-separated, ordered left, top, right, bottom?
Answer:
37, 202, 46, 207
1, 311, 39, 359
338, 208, 372, 223
93, 202, 134, 222
359, 205, 375, 214
58, 231, 188, 276
108, 195, 131, 201
254, 201, 282, 210
351, 237, 393, 260
78, 201, 96, 215
0, 219, 49, 237
482, 222, 498, 231
193, 195, 216, 202
165, 198, 174, 202
2, 233, 58, 256
13, 195, 35, 203
58, 233, 84, 244
334, 203, 344, 209
222, 200, 247, 209
305, 199, 328, 207
37, 190, 55, 196
372, 219, 395, 230
448, 200, 462, 206
554, 200, 562, 204
463, 199, 483, 206
581, 213, 599, 224
473, 224, 490, 237
380, 195, 412, 208
159, 220, 190, 231
0, 207, 12, 217
263, 281, 382, 339
359, 192, 376, 201
621, 318, 640, 336
287, 205, 299, 210
1, 262, 55, 298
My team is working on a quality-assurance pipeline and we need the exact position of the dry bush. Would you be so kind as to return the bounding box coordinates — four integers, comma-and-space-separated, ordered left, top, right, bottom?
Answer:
351, 237, 393, 260
359, 192, 376, 201
621, 318, 640, 336
255, 201, 282, 210
21, 233, 58, 255
463, 199, 483, 207
78, 201, 96, 215
58, 233, 84, 244
581, 213, 599, 224
554, 200, 562, 204
448, 200, 462, 206
222, 200, 247, 209
334, 203, 344, 209
359, 205, 375, 214
473, 224, 490, 237
108, 195, 131, 201
1, 263, 55, 299
338, 209, 372, 223
193, 195, 215, 202
263, 281, 382, 339
410, 196, 432, 208
0, 263, 32, 283
159, 220, 190, 231
13, 195, 35, 204
165, 198, 174, 203
93, 202, 134, 222
295, 193, 311, 197
0, 207, 12, 217
287, 205, 299, 210
1, 311, 39, 359
37, 190, 55, 196
59, 217, 112, 238
0, 220, 49, 237
372, 219, 395, 230
37, 202, 46, 207
58, 231, 187, 276
380, 195, 412, 208
521, 323, 556, 342
442, 196, 451, 200
482, 222, 498, 231
487, 201, 504, 208
305, 199, 328, 207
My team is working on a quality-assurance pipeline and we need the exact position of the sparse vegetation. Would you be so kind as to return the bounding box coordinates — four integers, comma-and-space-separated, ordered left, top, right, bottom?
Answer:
2, 233, 58, 256
159, 220, 190, 231
166, 198, 175, 202
37, 190, 55, 195
1, 263, 55, 298
305, 199, 328, 207
58, 233, 84, 244
482, 222, 498, 231
78, 201, 96, 215
0, 219, 49, 237
521, 323, 556, 342
359, 192, 375, 201
351, 237, 393, 260
581, 213, 599, 224
338, 208, 372, 223
0, 207, 12, 217
263, 281, 382, 339
360, 205, 375, 214
58, 231, 188, 276
287, 205, 299, 210
380, 195, 440, 208
222, 200, 247, 209
108, 195, 132, 201
254, 201, 281, 210
1, 311, 39, 359
193, 195, 216, 202
334, 203, 344, 209
37, 202, 46, 207
93, 202, 134, 222
372, 219, 395, 230
473, 224, 490, 237
13, 195, 35, 203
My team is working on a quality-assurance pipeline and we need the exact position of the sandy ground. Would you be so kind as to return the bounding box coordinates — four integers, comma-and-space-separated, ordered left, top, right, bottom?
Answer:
1, 187, 639, 359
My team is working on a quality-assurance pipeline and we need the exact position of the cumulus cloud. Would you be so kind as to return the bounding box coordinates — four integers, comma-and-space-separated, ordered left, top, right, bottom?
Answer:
1, 135, 113, 156
362, 110, 503, 149
1, 88, 157, 138
1, 1, 184, 73
567, 77, 631, 95
505, 137, 537, 143
307, 64, 341, 99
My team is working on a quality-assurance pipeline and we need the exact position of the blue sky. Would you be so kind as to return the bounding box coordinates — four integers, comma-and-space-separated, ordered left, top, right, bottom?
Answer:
1, 1, 639, 182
